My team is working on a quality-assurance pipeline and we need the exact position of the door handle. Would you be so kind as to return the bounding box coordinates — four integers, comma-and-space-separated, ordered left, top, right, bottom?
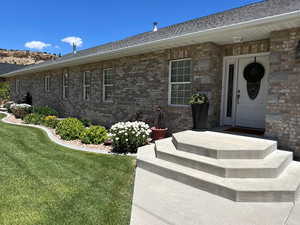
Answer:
236, 90, 241, 104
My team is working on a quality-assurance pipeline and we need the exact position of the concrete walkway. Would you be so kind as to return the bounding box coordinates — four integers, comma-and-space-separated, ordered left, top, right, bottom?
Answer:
131, 166, 300, 225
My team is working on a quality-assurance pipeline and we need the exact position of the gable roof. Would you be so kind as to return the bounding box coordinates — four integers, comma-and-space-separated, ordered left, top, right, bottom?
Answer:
2, 0, 300, 78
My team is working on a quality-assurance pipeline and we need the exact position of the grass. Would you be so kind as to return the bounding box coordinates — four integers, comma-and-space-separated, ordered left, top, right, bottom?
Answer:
0, 114, 136, 225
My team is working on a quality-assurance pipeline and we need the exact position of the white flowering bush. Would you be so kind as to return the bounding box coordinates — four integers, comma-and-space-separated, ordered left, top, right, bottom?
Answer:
110, 121, 151, 153
10, 103, 32, 119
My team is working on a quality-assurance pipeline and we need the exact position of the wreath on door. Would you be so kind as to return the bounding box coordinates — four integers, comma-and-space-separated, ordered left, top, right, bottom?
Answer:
243, 58, 265, 100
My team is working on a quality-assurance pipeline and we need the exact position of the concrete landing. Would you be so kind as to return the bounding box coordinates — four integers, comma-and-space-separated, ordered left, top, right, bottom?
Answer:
173, 131, 277, 159
130, 167, 296, 225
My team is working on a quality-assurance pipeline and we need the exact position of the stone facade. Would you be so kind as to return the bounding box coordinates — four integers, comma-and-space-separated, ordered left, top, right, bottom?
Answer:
223, 39, 270, 57
9, 42, 223, 133
7, 28, 300, 157
266, 27, 300, 158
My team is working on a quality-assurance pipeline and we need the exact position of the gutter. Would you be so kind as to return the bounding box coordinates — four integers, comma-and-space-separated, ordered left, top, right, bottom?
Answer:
2, 10, 300, 78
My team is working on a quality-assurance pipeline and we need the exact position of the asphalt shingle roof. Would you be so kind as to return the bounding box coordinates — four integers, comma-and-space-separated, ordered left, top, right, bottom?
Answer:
2, 0, 300, 76
0, 63, 26, 75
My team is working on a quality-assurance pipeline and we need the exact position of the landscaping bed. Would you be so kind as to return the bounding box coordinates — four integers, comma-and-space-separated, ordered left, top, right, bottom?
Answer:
4, 113, 112, 152
3, 102, 152, 154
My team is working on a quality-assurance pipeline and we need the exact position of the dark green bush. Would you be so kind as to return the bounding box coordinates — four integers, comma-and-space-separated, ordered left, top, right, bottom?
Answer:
80, 126, 108, 144
79, 118, 92, 127
0, 82, 10, 103
23, 113, 45, 125
3, 101, 14, 113
42, 115, 59, 129
56, 118, 84, 140
32, 106, 58, 116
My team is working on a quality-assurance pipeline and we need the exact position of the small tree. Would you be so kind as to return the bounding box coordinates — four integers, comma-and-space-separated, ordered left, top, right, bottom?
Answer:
22, 92, 32, 105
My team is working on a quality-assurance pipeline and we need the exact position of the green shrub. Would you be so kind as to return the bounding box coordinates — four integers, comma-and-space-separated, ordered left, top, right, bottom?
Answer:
110, 121, 151, 153
80, 126, 108, 144
10, 103, 32, 119
32, 106, 58, 116
79, 118, 92, 127
56, 118, 84, 140
43, 115, 59, 129
3, 101, 14, 113
0, 82, 10, 103
23, 113, 45, 125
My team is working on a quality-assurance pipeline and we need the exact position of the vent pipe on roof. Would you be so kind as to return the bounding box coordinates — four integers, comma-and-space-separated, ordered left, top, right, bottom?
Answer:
153, 22, 158, 32
72, 43, 77, 54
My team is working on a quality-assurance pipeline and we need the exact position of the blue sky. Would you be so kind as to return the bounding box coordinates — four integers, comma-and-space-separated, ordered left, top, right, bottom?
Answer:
0, 0, 263, 55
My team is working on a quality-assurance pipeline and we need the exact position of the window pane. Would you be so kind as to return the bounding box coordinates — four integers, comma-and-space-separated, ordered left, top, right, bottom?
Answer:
104, 69, 113, 85
171, 60, 191, 83
64, 73, 69, 86
45, 77, 50, 92
85, 86, 91, 100
84, 72, 91, 85
171, 83, 191, 105
104, 85, 113, 102
64, 86, 69, 99
226, 64, 235, 117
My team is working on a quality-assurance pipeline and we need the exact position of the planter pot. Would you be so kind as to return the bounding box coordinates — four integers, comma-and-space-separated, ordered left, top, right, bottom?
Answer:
151, 127, 168, 141
191, 103, 209, 130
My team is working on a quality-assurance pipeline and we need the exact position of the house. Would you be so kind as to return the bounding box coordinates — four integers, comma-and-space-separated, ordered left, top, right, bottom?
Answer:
1, 0, 300, 157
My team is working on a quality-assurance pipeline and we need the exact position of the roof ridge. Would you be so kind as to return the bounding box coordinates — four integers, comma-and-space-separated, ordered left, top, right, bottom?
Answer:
62, 0, 267, 58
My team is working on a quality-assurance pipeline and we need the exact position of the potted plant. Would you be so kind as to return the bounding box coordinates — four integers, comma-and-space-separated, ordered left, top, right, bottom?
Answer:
189, 93, 209, 130
151, 107, 168, 140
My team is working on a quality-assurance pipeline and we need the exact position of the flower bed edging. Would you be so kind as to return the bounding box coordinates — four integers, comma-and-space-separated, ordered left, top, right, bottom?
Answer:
0, 112, 136, 157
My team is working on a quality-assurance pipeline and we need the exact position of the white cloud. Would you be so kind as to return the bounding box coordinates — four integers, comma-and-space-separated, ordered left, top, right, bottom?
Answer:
25, 41, 51, 50
61, 36, 83, 47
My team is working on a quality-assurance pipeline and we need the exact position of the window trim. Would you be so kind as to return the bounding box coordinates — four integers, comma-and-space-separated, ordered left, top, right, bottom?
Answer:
103, 68, 113, 103
83, 71, 91, 101
62, 71, 69, 99
45, 75, 51, 92
168, 58, 192, 106
15, 79, 20, 94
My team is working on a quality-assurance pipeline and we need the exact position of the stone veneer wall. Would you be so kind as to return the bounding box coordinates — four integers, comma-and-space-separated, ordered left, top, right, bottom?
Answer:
9, 42, 223, 133
266, 27, 300, 158
223, 39, 270, 57
10, 32, 300, 157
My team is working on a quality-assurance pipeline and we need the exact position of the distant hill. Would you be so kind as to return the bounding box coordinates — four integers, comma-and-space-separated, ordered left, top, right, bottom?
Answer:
0, 49, 57, 65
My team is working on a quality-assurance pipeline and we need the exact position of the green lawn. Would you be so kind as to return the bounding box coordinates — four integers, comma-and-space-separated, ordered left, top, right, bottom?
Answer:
0, 114, 135, 225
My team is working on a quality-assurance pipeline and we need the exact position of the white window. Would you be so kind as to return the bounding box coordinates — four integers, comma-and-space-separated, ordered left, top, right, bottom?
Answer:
15, 79, 20, 94
169, 59, 192, 105
45, 76, 50, 92
63, 71, 69, 99
103, 68, 113, 102
83, 71, 91, 100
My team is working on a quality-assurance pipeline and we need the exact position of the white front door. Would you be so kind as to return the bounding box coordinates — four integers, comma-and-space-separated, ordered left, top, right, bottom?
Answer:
222, 54, 269, 129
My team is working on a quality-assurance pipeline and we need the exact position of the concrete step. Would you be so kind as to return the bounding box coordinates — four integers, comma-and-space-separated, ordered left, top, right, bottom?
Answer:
173, 131, 277, 159
155, 138, 293, 178
137, 144, 300, 202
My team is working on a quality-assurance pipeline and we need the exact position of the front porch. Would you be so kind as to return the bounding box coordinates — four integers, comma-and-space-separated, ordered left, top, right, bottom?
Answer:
131, 130, 300, 225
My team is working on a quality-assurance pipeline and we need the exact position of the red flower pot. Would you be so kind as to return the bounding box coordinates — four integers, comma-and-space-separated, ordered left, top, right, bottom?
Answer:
151, 127, 168, 141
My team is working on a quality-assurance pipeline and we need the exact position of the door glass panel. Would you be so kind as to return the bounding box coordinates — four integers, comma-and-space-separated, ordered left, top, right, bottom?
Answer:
226, 64, 234, 117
